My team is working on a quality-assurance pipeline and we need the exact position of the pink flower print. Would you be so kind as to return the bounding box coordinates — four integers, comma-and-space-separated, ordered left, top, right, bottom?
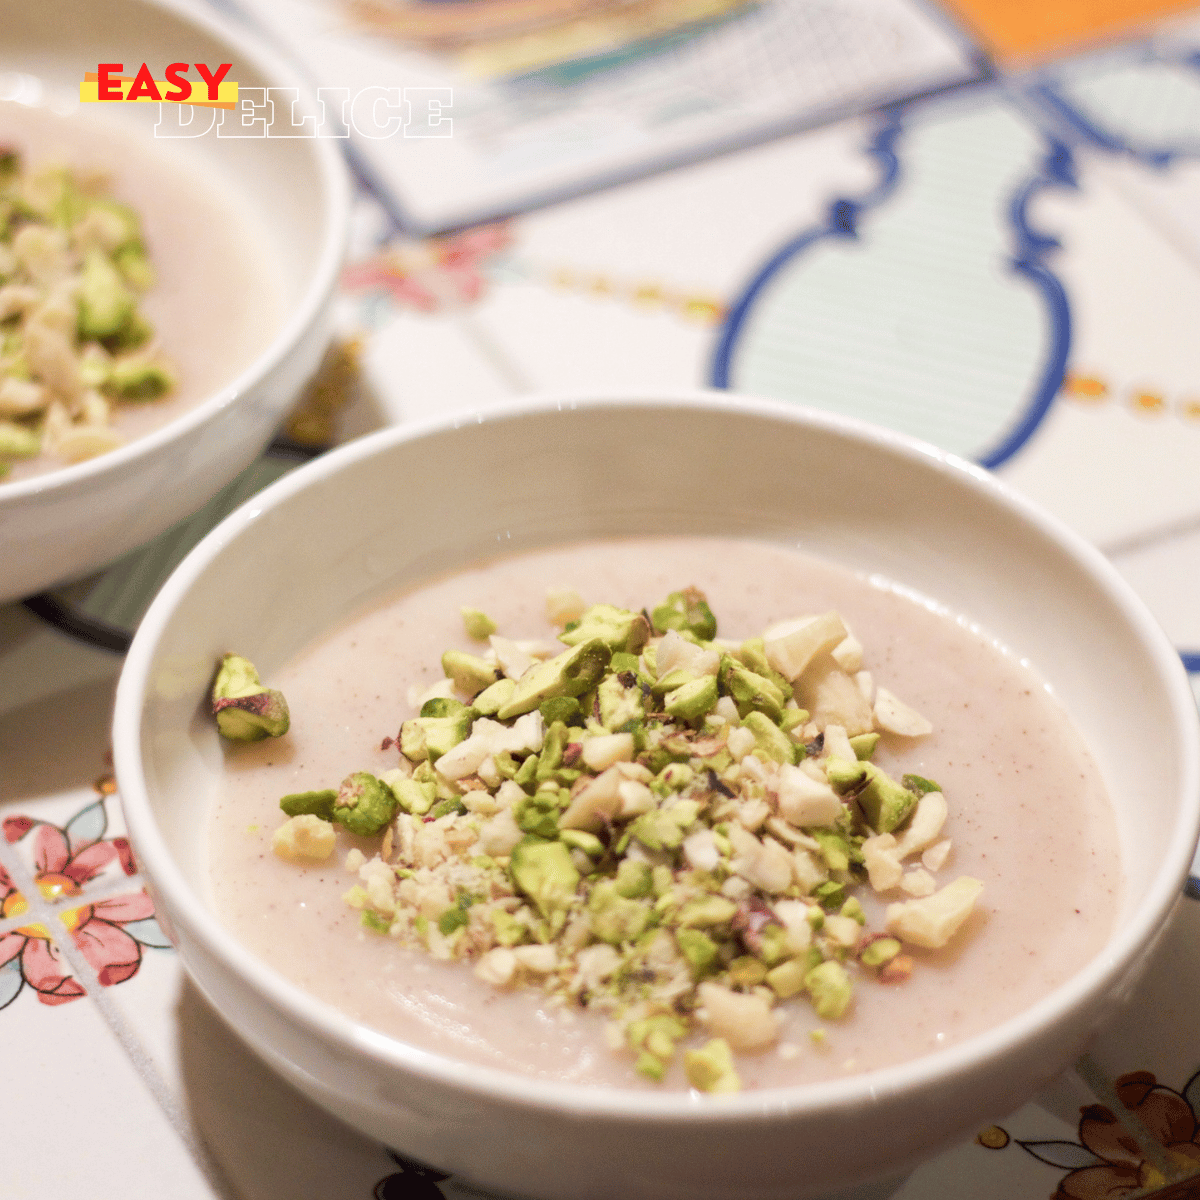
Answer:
342, 222, 511, 313
61, 890, 162, 987
0, 922, 86, 1009
5, 800, 137, 906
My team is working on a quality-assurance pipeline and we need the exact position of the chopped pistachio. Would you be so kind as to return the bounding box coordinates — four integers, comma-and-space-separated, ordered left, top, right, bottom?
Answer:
766, 956, 809, 999
805, 959, 853, 1019
496, 637, 611, 720
684, 1038, 740, 1093
390, 777, 436, 815
441, 650, 498, 698
211, 653, 290, 741
560, 603, 651, 654
460, 607, 497, 640
719, 656, 786, 723
826, 758, 918, 834
0, 420, 40, 458
860, 936, 902, 968
741, 710, 796, 764
333, 772, 399, 837
664, 674, 718, 721
473, 677, 515, 716
587, 879, 651, 944
76, 249, 135, 339
651, 587, 717, 641
509, 838, 580, 922
279, 789, 337, 822
850, 733, 880, 760
103, 355, 175, 401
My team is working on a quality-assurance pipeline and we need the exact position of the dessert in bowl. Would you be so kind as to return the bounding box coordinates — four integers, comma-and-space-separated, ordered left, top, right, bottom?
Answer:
0, 0, 349, 602
113, 393, 1200, 1200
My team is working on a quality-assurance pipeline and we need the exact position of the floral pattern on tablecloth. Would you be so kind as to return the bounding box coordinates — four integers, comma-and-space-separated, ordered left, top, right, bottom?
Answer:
978, 1068, 1200, 1199
0, 791, 171, 1011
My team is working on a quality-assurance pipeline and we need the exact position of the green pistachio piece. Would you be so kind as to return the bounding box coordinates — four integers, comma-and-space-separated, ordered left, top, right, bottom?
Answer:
514, 792, 560, 839
812, 829, 851, 873
596, 673, 643, 731
738, 638, 794, 697
536, 721, 571, 781
491, 909, 528, 946
719, 656, 786, 723
850, 733, 880, 760
560, 604, 651, 654
473, 677, 515, 716
780, 708, 810, 733
559, 828, 604, 859
628, 1014, 688, 1079
279, 789, 337, 821
77, 249, 135, 340
684, 1038, 740, 1094
333, 771, 400, 837
0, 420, 40, 459
756, 923, 789, 966
651, 763, 694, 796
664, 674, 718, 721
587, 879, 651, 945
113, 242, 155, 290
441, 650, 498, 698
765, 956, 809, 999
400, 704, 474, 763
361, 910, 391, 934
103, 355, 174, 401
840, 897, 867, 925
539, 696, 581, 725
102, 310, 154, 353
420, 697, 471, 719
677, 895, 738, 927
651, 587, 717, 641
675, 927, 720, 978
728, 955, 768, 988
813, 880, 846, 911
805, 960, 853, 1019
496, 637, 612, 720
902, 773, 942, 795
211, 653, 290, 741
610, 651, 640, 674
509, 838, 580, 922
513, 752, 539, 789
859, 937, 902, 968
614, 858, 653, 899
460, 607, 496, 640
390, 777, 436, 815
852, 762, 920, 833
741, 711, 797, 764
629, 807, 691, 852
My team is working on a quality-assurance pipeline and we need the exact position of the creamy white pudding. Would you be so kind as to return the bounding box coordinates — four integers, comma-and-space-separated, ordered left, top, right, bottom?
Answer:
210, 536, 1121, 1091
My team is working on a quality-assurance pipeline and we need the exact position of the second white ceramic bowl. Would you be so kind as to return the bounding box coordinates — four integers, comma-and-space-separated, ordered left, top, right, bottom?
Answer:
0, 0, 349, 602
114, 393, 1200, 1200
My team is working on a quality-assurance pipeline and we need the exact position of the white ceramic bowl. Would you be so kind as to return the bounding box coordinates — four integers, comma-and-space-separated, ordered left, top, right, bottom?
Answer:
114, 393, 1200, 1200
0, 0, 349, 603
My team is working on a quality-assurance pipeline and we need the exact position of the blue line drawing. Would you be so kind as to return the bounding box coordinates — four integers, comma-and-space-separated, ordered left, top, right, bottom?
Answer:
1026, 50, 1200, 167
711, 109, 904, 392
711, 95, 1078, 469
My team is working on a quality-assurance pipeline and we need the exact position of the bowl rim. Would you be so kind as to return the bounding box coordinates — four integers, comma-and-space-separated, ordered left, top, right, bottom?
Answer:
0, 0, 350, 502
113, 388, 1200, 1121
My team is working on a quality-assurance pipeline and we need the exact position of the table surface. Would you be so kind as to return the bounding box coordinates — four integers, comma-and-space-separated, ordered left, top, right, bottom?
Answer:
4, 1, 1200, 1196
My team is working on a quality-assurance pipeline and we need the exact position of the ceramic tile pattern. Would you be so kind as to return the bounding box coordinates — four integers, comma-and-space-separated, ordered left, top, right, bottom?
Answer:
5, 3, 1200, 1198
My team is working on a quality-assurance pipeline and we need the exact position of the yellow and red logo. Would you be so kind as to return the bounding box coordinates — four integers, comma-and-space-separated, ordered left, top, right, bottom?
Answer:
80, 63, 238, 108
